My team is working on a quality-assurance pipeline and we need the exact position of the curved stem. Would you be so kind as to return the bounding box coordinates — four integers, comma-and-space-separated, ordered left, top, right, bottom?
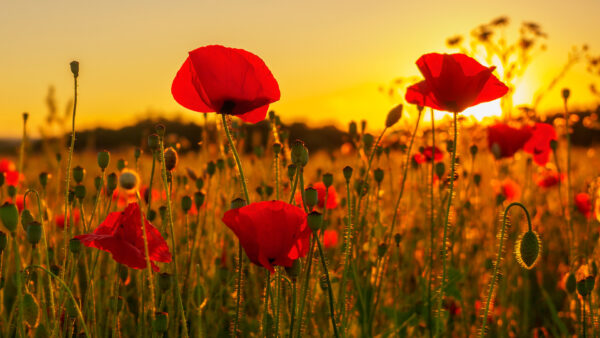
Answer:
25, 265, 91, 338
480, 202, 532, 337
23, 189, 56, 322
436, 112, 458, 336
158, 136, 189, 338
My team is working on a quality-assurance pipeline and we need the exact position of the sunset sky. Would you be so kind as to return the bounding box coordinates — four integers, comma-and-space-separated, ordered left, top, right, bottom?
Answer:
1, 0, 599, 138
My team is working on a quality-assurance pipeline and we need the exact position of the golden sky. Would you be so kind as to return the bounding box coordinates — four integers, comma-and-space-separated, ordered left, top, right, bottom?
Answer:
1, 0, 599, 137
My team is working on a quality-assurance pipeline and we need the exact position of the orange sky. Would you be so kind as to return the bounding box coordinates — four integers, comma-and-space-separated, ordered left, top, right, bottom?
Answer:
1, 0, 599, 138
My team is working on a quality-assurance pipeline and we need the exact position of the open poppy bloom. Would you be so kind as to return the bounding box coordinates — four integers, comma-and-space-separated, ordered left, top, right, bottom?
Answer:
536, 170, 564, 188
323, 229, 339, 249
405, 53, 508, 112
295, 182, 338, 209
0, 159, 22, 186
575, 193, 592, 219
172, 45, 280, 123
222, 200, 310, 272
422, 146, 444, 162
523, 123, 557, 166
487, 123, 533, 159
492, 178, 521, 202
74, 203, 171, 272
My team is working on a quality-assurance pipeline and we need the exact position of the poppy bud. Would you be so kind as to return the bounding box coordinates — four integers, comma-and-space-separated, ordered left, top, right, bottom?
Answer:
94, 151, 109, 172
70, 61, 79, 78
291, 140, 309, 167
285, 259, 301, 280
287, 165, 296, 181
39, 172, 48, 189
230, 198, 247, 210
394, 233, 401, 247
470, 145, 478, 157
206, 161, 216, 177
515, 230, 541, 269
118, 265, 129, 282
106, 173, 118, 194
586, 276, 596, 293
343, 166, 353, 182
549, 139, 558, 152
319, 274, 328, 291
385, 104, 403, 128
377, 243, 388, 258
374, 168, 384, 184
273, 143, 282, 155
193, 192, 205, 210
159, 206, 167, 223
69, 238, 82, 254
363, 134, 374, 153
7, 186, 16, 199
0, 202, 19, 233
134, 148, 142, 161
22, 292, 40, 328
195, 178, 204, 190
214, 160, 223, 173
155, 124, 166, 137
164, 147, 178, 172
577, 279, 590, 297
473, 173, 481, 187
435, 162, 445, 179
566, 273, 576, 294
158, 273, 172, 292
307, 211, 322, 232
26, 221, 42, 246
74, 185, 86, 201
348, 121, 358, 138
72, 166, 85, 184
21, 209, 34, 231
153, 312, 169, 333
322, 173, 333, 188
56, 152, 62, 163
143, 210, 155, 223
354, 180, 368, 197
181, 196, 192, 213
117, 159, 127, 172
94, 176, 102, 191
304, 188, 318, 209
361, 120, 367, 133
0, 231, 6, 253
264, 186, 274, 198
562, 88, 570, 101
146, 134, 159, 152
119, 170, 139, 191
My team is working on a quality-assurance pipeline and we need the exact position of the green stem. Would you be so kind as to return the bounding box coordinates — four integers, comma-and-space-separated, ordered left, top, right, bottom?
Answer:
262, 271, 271, 338
338, 178, 353, 333
12, 234, 25, 338
428, 108, 435, 337
563, 99, 574, 265
147, 152, 157, 215
315, 234, 340, 338
25, 265, 91, 338
221, 114, 251, 336
436, 112, 458, 336
480, 202, 533, 337
289, 279, 297, 338
136, 192, 157, 314
158, 135, 189, 338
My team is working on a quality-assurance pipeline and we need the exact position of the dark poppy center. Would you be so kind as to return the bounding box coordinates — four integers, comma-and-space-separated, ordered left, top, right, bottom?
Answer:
268, 258, 276, 264
220, 100, 236, 115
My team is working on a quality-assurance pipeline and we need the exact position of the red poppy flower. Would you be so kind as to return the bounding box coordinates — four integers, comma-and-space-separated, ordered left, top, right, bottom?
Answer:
222, 200, 310, 272
405, 53, 508, 112
536, 170, 564, 188
0, 159, 16, 173
295, 182, 338, 209
487, 123, 533, 159
172, 45, 280, 123
4, 171, 22, 186
493, 178, 520, 202
575, 193, 592, 219
412, 153, 426, 165
523, 123, 557, 166
323, 229, 339, 249
55, 209, 81, 228
74, 203, 172, 272
422, 146, 444, 162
